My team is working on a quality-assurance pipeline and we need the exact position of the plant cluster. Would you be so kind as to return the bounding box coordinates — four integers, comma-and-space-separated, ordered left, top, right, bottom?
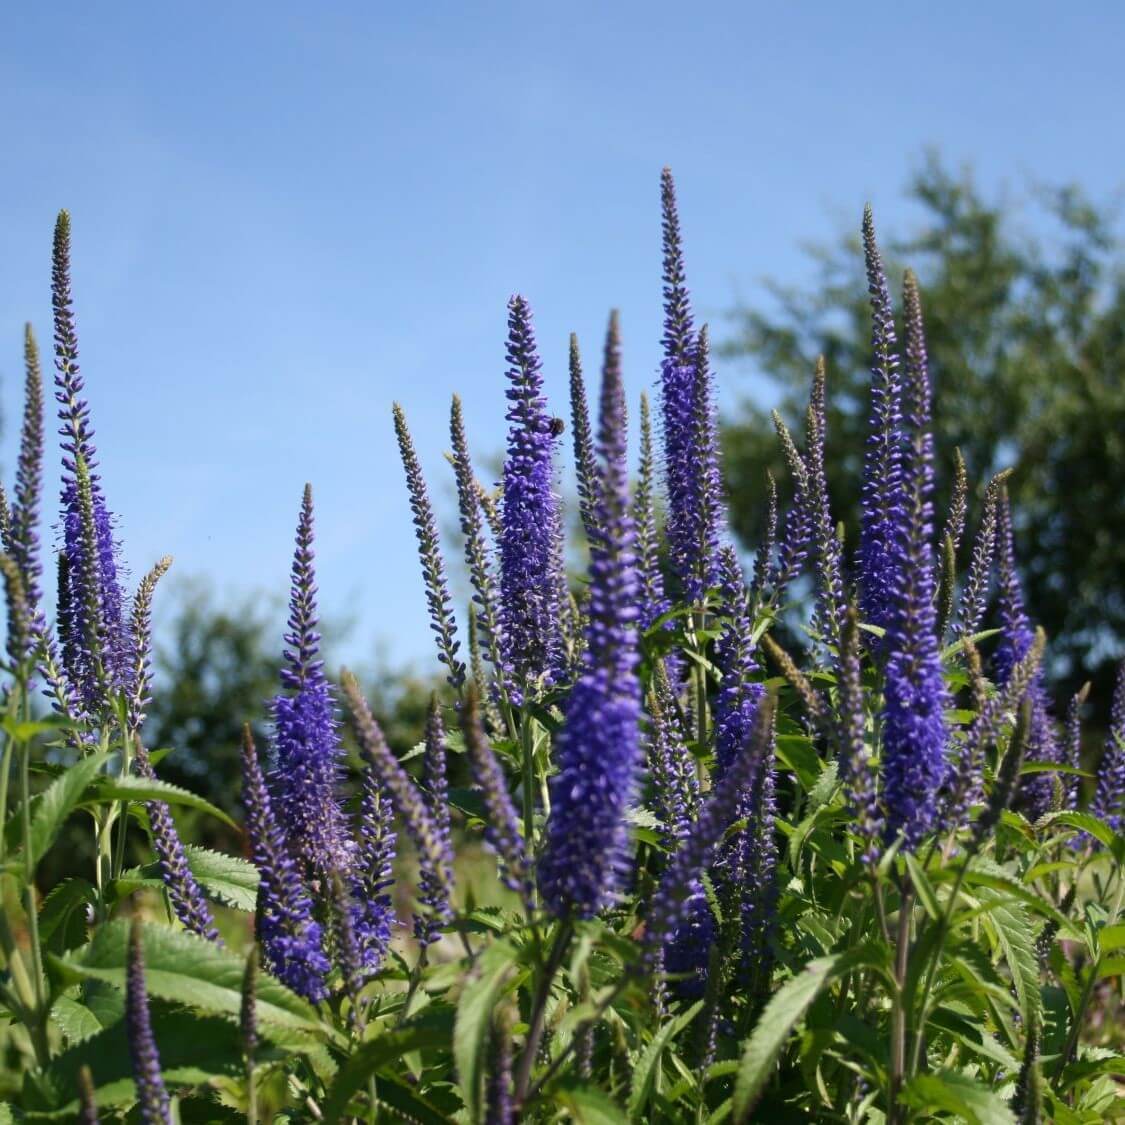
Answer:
0, 175, 1123, 1123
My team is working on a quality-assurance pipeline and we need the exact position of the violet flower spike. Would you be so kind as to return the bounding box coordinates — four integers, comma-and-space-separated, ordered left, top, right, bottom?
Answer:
1091, 662, 1125, 832
394, 403, 465, 691
10, 324, 45, 633
128, 557, 172, 732
805, 357, 846, 648
748, 471, 778, 607
857, 206, 906, 637
240, 727, 330, 1002
837, 605, 882, 860
271, 485, 353, 879
878, 271, 948, 848
343, 672, 454, 906
413, 698, 454, 945
539, 311, 643, 919
450, 395, 508, 691
134, 738, 220, 943
645, 697, 775, 969
52, 211, 131, 705
498, 295, 565, 694
767, 413, 813, 601
1061, 682, 1089, 810
463, 687, 533, 909
568, 333, 600, 544
993, 489, 1061, 820
647, 669, 698, 848
125, 920, 172, 1125
954, 469, 1011, 639
634, 391, 671, 634
350, 767, 397, 975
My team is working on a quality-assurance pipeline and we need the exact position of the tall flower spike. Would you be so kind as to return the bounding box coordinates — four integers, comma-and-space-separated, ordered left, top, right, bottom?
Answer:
134, 739, 219, 942
10, 324, 45, 630
539, 311, 642, 919
994, 489, 1061, 820
879, 271, 948, 848
954, 469, 1011, 638
767, 413, 813, 603
343, 672, 454, 909
686, 326, 726, 598
647, 671, 698, 848
645, 697, 775, 969
240, 727, 329, 1002
838, 605, 882, 860
713, 546, 765, 779
660, 167, 694, 362
805, 357, 845, 647
634, 391, 670, 634
350, 766, 397, 974
328, 871, 365, 997
942, 447, 969, 556
128, 557, 172, 732
498, 296, 565, 694
0, 555, 32, 668
413, 698, 454, 945
394, 405, 465, 691
125, 920, 172, 1125
568, 333, 600, 543
52, 212, 131, 705
1091, 662, 1125, 831
1061, 683, 1089, 811
271, 485, 352, 879
463, 686, 533, 909
450, 395, 508, 690
857, 206, 906, 636
240, 946, 259, 1063
748, 471, 778, 606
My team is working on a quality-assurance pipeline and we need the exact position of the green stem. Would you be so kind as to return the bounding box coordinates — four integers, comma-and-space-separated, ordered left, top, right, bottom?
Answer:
513, 921, 573, 1108
888, 887, 913, 1123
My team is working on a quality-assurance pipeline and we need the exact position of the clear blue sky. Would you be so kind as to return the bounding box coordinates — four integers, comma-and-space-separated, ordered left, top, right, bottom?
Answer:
1, 3, 1122, 674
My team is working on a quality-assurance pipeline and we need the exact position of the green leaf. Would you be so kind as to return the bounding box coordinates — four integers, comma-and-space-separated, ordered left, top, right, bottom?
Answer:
555, 1080, 629, 1124
49, 994, 105, 1044
1039, 810, 1118, 851
903, 853, 942, 921
1097, 922, 1125, 954
115, 847, 259, 911
982, 890, 1042, 1024
85, 775, 236, 827
627, 1001, 703, 1120
901, 1070, 1016, 1124
38, 877, 97, 954
21, 752, 110, 869
453, 937, 527, 1122
22, 1004, 246, 1116
732, 947, 881, 1121
321, 1018, 452, 1121
56, 919, 320, 1030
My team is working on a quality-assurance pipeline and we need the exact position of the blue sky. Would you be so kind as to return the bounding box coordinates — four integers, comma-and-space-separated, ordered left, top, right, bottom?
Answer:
1, 3, 1122, 674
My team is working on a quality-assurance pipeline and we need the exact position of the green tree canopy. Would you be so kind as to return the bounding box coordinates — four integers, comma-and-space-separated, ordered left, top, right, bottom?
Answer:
721, 154, 1125, 701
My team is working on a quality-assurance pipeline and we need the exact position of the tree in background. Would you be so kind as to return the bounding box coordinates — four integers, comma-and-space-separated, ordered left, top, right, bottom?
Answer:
722, 153, 1125, 706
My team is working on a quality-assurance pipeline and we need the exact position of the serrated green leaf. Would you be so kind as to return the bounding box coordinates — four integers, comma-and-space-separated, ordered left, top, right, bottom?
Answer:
555, 1080, 628, 1123
20, 752, 110, 869
901, 1070, 1016, 1124
981, 890, 1041, 1024
38, 877, 96, 953
453, 937, 527, 1123
58, 919, 320, 1030
627, 1000, 702, 1119
322, 1017, 452, 1121
86, 775, 236, 826
116, 846, 259, 911
1039, 810, 1118, 850
732, 946, 882, 1121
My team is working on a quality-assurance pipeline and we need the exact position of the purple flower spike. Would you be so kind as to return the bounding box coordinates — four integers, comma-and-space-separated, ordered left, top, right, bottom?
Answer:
634, 392, 670, 633
125, 921, 172, 1125
569, 333, 601, 544
394, 404, 465, 691
134, 739, 220, 943
240, 727, 330, 1003
879, 272, 948, 848
1092, 663, 1125, 831
463, 687, 533, 909
11, 325, 45, 636
838, 606, 882, 860
52, 212, 131, 709
645, 697, 776, 970
499, 295, 565, 696
806, 359, 846, 647
647, 669, 699, 848
539, 311, 642, 919
413, 698, 454, 945
128, 557, 172, 732
857, 207, 906, 637
350, 767, 397, 975
994, 489, 1061, 821
271, 485, 352, 880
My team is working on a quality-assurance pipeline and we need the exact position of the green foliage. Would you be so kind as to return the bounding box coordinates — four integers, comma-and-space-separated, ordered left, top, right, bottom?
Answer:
722, 153, 1125, 701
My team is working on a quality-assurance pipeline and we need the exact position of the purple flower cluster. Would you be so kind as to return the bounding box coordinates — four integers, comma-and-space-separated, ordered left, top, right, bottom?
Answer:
539, 313, 643, 919
499, 296, 565, 696
413, 699, 454, 945
271, 485, 353, 880
349, 768, 397, 975
1092, 662, 1125, 831
125, 921, 172, 1125
879, 273, 948, 847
